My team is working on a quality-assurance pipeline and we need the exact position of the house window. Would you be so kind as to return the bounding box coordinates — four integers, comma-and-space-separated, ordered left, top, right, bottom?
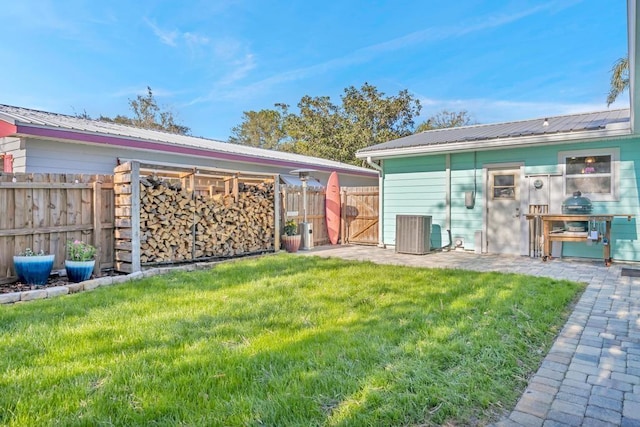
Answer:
559, 148, 619, 201
492, 174, 516, 199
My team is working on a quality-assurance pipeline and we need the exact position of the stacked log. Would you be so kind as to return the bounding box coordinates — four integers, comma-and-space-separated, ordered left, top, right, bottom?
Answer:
139, 175, 274, 263
139, 175, 194, 263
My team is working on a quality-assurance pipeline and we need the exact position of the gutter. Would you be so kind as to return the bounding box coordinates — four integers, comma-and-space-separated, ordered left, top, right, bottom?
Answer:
366, 156, 385, 248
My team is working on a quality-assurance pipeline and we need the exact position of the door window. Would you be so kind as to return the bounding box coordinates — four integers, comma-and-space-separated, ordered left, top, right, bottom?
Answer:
492, 174, 515, 199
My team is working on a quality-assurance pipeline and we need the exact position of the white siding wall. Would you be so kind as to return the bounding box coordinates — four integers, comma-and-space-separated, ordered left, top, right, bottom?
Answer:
23, 138, 377, 187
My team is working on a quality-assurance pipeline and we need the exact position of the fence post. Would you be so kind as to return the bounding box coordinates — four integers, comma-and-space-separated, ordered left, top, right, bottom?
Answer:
190, 171, 196, 261
130, 162, 141, 272
113, 161, 141, 273
92, 180, 102, 275
274, 175, 280, 251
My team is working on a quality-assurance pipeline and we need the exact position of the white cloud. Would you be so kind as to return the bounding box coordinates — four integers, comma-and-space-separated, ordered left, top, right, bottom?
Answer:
184, 32, 210, 47
212, 37, 244, 60
219, 54, 256, 85
144, 18, 210, 48
145, 18, 179, 46
216, 3, 561, 102
362, 3, 555, 55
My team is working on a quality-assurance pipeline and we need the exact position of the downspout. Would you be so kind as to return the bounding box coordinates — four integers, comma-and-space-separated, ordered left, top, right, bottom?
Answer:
366, 156, 385, 248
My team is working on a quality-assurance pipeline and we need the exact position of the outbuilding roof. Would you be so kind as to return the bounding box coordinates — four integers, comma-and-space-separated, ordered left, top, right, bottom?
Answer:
357, 109, 631, 159
0, 104, 376, 177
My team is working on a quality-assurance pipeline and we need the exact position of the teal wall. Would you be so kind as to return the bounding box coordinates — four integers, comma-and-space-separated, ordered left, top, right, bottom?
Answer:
384, 155, 448, 248
382, 136, 640, 261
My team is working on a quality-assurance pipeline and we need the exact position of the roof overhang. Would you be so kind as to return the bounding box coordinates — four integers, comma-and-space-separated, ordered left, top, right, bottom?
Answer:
2, 120, 377, 178
356, 126, 633, 160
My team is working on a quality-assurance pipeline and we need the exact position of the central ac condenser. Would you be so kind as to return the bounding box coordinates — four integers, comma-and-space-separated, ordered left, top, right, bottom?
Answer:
395, 215, 432, 255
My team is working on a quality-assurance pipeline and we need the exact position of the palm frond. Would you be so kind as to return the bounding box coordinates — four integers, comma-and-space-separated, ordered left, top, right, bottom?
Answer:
607, 57, 629, 106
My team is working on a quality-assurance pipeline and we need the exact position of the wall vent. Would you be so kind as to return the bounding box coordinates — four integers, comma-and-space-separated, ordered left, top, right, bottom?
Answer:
395, 215, 432, 255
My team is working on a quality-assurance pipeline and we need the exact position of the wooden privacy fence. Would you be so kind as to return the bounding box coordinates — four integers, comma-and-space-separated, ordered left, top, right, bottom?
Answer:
281, 185, 330, 245
280, 185, 379, 246
113, 161, 277, 273
0, 168, 378, 282
0, 173, 115, 284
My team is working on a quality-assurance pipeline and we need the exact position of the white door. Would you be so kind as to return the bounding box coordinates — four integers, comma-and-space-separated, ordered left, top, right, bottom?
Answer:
486, 168, 521, 254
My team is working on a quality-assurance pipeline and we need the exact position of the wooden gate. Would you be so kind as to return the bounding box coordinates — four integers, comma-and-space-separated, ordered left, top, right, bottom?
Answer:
342, 186, 378, 245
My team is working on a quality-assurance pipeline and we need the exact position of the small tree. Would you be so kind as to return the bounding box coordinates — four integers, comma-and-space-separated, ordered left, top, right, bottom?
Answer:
100, 86, 190, 135
229, 107, 287, 149
416, 110, 475, 132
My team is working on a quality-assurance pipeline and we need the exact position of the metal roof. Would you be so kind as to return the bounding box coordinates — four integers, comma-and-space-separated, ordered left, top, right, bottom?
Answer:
357, 109, 631, 158
0, 104, 377, 177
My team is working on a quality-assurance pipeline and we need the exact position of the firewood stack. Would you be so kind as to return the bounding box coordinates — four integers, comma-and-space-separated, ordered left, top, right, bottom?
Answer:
139, 175, 274, 263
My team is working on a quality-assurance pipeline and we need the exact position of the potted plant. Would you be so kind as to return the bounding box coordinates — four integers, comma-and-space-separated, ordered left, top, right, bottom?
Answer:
282, 219, 301, 253
65, 240, 97, 283
13, 248, 55, 286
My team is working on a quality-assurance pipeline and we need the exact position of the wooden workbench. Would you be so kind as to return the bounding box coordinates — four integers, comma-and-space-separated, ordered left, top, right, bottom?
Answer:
525, 214, 633, 266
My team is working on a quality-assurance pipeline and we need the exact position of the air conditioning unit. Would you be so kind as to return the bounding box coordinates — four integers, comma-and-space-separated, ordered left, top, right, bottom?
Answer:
395, 215, 432, 255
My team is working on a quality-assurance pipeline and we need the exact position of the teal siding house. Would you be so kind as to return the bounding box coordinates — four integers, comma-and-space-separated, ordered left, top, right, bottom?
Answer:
357, 111, 638, 261
355, 3, 640, 262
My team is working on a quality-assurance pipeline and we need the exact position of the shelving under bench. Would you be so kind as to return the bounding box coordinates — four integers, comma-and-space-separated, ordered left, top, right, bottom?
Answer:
525, 214, 634, 266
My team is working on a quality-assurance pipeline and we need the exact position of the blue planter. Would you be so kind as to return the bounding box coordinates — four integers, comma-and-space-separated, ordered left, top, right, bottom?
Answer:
13, 255, 55, 286
65, 260, 95, 283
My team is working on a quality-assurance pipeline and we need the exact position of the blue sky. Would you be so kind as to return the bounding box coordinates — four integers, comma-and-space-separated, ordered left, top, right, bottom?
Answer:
0, 1, 629, 141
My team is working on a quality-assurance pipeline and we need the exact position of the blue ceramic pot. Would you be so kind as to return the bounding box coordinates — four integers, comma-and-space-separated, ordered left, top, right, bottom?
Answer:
65, 260, 95, 283
13, 254, 55, 286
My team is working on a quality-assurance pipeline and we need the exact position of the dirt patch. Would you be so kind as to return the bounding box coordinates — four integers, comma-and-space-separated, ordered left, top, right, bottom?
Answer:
1, 270, 122, 294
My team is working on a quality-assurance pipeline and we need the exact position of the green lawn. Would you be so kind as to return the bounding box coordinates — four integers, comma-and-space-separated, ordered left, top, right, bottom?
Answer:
0, 254, 583, 426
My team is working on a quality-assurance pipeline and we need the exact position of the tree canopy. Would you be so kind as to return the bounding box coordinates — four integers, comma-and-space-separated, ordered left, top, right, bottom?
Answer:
230, 83, 471, 165
415, 110, 475, 132
228, 107, 287, 150
99, 86, 190, 135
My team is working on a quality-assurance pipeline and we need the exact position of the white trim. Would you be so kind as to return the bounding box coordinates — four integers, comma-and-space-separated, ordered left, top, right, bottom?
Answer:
357, 128, 632, 160
365, 156, 385, 247
482, 162, 525, 172
629, 0, 638, 133
557, 147, 620, 202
